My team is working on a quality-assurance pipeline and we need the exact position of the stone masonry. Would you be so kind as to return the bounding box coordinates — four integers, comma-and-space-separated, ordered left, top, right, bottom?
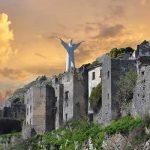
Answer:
132, 41, 150, 117
102, 55, 136, 125
25, 85, 55, 134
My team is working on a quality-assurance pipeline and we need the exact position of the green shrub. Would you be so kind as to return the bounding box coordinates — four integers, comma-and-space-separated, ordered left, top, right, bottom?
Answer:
105, 116, 143, 135
116, 70, 137, 105
107, 47, 134, 59
88, 61, 101, 69
89, 83, 102, 112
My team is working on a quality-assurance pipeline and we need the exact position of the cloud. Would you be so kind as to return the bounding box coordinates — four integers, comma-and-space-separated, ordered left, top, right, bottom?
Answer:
84, 26, 95, 33
0, 13, 16, 64
76, 47, 93, 64
25, 64, 64, 76
75, 42, 106, 65
108, 4, 125, 18
0, 89, 13, 102
0, 68, 28, 80
0, 92, 3, 102
34, 53, 48, 59
140, 0, 147, 5
95, 24, 125, 39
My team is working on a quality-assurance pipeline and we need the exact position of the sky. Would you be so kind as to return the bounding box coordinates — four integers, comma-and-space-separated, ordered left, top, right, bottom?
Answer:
0, 0, 150, 101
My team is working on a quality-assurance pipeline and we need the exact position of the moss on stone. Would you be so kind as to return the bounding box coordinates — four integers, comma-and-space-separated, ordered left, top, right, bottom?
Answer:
89, 83, 102, 113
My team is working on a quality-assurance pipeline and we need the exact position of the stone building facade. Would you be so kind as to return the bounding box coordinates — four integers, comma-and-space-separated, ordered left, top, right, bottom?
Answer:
52, 67, 88, 125
132, 41, 150, 117
88, 64, 102, 124
87, 55, 137, 125
25, 85, 55, 134
88, 65, 102, 98
51, 80, 63, 130
101, 56, 137, 125
24, 66, 89, 133
2, 102, 25, 121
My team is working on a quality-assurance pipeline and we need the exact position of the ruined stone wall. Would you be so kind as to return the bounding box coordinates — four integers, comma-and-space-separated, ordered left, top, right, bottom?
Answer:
45, 85, 56, 131
51, 69, 88, 125
0, 119, 21, 134
88, 65, 102, 124
111, 59, 136, 119
61, 72, 74, 123
25, 85, 55, 134
88, 66, 102, 97
25, 88, 33, 125
102, 56, 112, 125
132, 58, 150, 117
11, 103, 25, 121
53, 84, 64, 129
73, 71, 88, 120
102, 56, 136, 125
2, 103, 25, 121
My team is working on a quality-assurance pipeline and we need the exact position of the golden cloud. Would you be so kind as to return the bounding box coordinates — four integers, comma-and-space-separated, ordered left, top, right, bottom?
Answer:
0, 13, 16, 64
0, 67, 28, 80
0, 89, 13, 102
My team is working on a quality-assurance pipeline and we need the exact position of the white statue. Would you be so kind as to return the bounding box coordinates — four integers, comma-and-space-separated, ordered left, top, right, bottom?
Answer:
56, 38, 84, 72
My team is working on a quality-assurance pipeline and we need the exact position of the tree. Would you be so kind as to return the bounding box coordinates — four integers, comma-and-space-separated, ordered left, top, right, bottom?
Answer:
116, 70, 137, 105
107, 47, 134, 59
89, 83, 102, 113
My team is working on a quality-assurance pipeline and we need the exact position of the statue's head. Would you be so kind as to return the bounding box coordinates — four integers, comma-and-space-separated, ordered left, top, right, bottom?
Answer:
68, 39, 73, 45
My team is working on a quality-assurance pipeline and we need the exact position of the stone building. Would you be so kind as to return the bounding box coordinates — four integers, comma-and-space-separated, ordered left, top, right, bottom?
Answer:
132, 41, 150, 117
101, 55, 136, 125
2, 102, 25, 121
87, 64, 102, 123
22, 40, 150, 133
24, 66, 89, 133
51, 67, 89, 126
25, 85, 55, 134
87, 54, 137, 125
88, 64, 102, 98
50, 78, 63, 129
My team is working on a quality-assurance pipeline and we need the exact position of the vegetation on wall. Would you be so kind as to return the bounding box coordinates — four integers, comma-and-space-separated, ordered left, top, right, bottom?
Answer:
107, 47, 134, 59
116, 70, 138, 106
88, 61, 101, 69
89, 83, 102, 113
0, 132, 21, 143
0, 132, 24, 150
8, 76, 52, 103
105, 116, 143, 135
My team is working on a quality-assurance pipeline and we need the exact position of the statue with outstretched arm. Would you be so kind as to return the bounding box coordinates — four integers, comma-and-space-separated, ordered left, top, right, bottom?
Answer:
55, 37, 84, 72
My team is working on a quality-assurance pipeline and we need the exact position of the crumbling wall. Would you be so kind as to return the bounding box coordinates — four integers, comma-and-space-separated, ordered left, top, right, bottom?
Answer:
102, 56, 112, 125
0, 119, 21, 134
45, 85, 56, 132
111, 59, 136, 119
73, 71, 88, 120
132, 64, 150, 117
53, 84, 64, 129
25, 85, 55, 134
102, 56, 136, 125
88, 66, 102, 97
61, 72, 74, 123
2, 103, 25, 121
